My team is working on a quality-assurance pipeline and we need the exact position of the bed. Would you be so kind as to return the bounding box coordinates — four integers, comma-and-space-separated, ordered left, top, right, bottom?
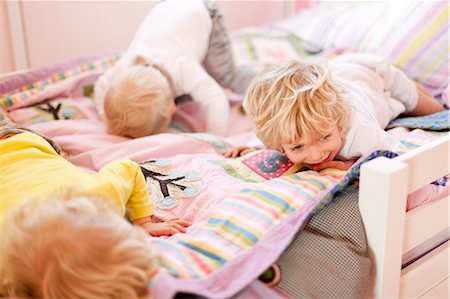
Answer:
278, 2, 450, 297
361, 135, 449, 298
1, 1, 449, 298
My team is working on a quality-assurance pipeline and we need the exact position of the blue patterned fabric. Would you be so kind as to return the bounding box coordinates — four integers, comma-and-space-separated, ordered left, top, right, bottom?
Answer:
310, 150, 398, 216
387, 110, 450, 130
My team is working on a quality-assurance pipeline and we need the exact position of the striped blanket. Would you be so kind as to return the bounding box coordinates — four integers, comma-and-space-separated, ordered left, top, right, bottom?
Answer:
145, 129, 448, 298
1, 54, 447, 296
1, 35, 447, 298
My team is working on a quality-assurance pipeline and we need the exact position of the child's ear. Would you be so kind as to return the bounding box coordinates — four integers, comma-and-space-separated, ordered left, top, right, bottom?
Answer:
133, 55, 149, 66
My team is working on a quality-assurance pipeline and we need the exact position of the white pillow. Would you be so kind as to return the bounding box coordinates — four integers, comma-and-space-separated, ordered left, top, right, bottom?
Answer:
275, 1, 449, 95
374, 1, 449, 94
275, 2, 392, 52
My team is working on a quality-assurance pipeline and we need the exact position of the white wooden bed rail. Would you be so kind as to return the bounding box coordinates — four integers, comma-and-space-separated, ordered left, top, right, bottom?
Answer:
359, 135, 450, 298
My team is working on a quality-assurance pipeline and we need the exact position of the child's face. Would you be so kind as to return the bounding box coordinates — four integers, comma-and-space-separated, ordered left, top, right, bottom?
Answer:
281, 127, 342, 166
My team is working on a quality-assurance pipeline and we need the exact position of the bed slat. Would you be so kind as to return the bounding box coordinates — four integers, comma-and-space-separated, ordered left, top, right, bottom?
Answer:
396, 135, 450, 194
404, 194, 450, 254
361, 135, 450, 298
399, 241, 449, 298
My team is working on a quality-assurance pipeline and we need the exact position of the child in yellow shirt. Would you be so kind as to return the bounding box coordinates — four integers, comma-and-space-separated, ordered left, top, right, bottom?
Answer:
0, 109, 190, 298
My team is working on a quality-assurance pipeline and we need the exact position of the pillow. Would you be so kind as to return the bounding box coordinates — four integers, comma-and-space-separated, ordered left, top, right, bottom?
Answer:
275, 2, 449, 95
274, 2, 392, 52
374, 2, 449, 94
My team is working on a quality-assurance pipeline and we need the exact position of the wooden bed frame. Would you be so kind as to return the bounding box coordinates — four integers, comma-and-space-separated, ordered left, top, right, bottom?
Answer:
360, 134, 449, 298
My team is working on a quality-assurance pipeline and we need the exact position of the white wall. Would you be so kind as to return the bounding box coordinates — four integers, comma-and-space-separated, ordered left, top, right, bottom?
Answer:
1, 1, 298, 73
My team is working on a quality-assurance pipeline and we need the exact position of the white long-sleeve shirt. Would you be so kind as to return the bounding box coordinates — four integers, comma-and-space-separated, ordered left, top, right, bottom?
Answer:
95, 0, 229, 135
330, 53, 418, 159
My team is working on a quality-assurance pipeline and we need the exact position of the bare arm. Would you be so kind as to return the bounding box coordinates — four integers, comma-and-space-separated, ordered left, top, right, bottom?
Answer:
407, 83, 445, 116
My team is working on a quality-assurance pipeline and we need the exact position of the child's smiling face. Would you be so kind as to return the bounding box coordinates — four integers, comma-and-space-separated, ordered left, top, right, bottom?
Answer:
281, 126, 342, 166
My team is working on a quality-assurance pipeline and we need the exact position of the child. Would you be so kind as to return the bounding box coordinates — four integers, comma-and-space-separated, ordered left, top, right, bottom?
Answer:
224, 53, 444, 171
95, 0, 256, 138
0, 109, 190, 298
0, 195, 157, 299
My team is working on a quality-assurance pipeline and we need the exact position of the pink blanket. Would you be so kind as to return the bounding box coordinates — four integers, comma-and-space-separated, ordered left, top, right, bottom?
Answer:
2, 51, 448, 298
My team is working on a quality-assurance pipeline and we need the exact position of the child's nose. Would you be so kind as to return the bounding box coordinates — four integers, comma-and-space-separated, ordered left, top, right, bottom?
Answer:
309, 144, 323, 161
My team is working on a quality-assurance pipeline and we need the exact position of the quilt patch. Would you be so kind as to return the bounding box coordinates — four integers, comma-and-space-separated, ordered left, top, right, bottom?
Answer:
8, 97, 99, 125
212, 149, 304, 182
140, 159, 202, 210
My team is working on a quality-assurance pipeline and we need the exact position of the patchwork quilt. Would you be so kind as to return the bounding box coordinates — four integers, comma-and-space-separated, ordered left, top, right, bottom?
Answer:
1, 35, 448, 297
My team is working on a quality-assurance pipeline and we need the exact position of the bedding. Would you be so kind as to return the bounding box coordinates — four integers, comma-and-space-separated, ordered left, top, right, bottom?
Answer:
274, 1, 449, 99
1, 24, 449, 298
266, 183, 370, 299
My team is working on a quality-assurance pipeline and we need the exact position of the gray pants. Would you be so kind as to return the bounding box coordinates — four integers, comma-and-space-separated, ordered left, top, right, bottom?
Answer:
203, 1, 256, 95
0, 109, 62, 155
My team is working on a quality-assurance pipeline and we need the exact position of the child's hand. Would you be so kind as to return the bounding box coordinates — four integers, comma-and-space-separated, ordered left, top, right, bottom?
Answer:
134, 217, 191, 236
223, 146, 258, 158
305, 160, 352, 172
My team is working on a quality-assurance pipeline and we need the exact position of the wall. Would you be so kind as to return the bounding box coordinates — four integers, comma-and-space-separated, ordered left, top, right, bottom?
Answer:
0, 1, 14, 73
1, 1, 309, 74
21, 1, 157, 70
217, 1, 285, 30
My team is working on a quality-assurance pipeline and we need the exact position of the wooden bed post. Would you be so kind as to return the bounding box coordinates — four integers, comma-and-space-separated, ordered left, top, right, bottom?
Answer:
359, 157, 409, 298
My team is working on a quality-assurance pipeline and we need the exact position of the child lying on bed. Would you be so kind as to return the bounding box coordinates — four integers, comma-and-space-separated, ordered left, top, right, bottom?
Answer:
0, 110, 190, 298
94, 0, 256, 138
224, 53, 444, 171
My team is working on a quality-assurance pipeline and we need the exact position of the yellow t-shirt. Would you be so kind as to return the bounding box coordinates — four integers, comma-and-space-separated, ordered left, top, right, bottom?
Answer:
0, 132, 153, 228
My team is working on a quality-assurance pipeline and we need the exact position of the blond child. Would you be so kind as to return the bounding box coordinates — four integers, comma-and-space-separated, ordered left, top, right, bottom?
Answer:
0, 195, 157, 299
224, 53, 444, 171
95, 0, 256, 138
0, 109, 190, 298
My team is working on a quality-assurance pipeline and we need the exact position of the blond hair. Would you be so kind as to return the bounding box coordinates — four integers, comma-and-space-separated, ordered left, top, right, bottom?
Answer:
104, 62, 173, 138
243, 59, 352, 152
0, 194, 158, 299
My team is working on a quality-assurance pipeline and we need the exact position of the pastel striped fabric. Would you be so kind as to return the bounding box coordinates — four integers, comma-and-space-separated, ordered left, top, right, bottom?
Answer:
375, 2, 449, 92
0, 54, 120, 110
154, 168, 345, 279
151, 130, 448, 281
275, 1, 449, 95
398, 130, 448, 151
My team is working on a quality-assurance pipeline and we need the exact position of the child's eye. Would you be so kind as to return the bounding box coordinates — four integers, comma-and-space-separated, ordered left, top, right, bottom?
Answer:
292, 145, 304, 151
322, 134, 330, 141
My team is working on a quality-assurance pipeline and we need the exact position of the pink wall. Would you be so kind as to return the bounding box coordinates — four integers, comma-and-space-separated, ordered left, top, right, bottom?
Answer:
21, 1, 157, 69
1, 1, 311, 72
218, 1, 285, 30
295, 0, 311, 12
0, 1, 14, 73
20, 1, 286, 68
